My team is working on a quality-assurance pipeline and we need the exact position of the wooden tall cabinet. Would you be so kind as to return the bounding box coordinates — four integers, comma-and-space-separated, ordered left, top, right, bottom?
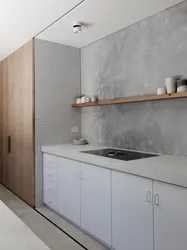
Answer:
1, 58, 8, 187
0, 62, 1, 181
0, 40, 34, 207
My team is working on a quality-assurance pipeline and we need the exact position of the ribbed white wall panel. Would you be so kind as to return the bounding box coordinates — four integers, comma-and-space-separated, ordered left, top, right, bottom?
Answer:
35, 39, 81, 207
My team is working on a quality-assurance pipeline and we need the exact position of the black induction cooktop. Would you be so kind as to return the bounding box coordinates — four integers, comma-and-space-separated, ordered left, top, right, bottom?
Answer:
81, 148, 158, 161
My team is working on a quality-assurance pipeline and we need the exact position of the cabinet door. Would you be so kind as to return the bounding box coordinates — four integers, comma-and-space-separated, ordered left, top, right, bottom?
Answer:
58, 157, 81, 226
81, 163, 111, 246
0, 40, 34, 206
2, 40, 34, 206
7, 52, 22, 195
0, 62, 2, 182
154, 181, 187, 250
1, 59, 8, 186
112, 171, 153, 250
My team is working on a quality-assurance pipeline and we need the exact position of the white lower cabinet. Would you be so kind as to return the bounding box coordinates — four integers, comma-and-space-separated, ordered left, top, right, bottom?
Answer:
43, 154, 59, 212
154, 181, 187, 250
43, 153, 187, 250
112, 170, 153, 250
43, 177, 58, 211
80, 163, 111, 246
58, 157, 81, 226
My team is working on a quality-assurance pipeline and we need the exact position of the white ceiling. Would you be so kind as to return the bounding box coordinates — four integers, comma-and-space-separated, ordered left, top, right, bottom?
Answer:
0, 0, 183, 61
0, 0, 84, 61
38, 0, 183, 48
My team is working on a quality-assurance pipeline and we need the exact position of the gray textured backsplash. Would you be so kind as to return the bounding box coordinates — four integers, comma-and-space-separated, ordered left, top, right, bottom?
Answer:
81, 1, 187, 156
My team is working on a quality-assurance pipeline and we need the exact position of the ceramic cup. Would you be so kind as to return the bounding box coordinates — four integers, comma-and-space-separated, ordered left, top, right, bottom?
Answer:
76, 98, 81, 104
91, 96, 97, 102
85, 96, 91, 103
177, 79, 187, 88
177, 85, 187, 93
157, 87, 166, 95
81, 96, 86, 103
165, 77, 176, 94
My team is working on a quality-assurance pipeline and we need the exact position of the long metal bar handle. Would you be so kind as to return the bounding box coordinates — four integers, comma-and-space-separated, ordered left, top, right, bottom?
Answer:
8, 136, 11, 154
154, 193, 159, 206
146, 191, 151, 203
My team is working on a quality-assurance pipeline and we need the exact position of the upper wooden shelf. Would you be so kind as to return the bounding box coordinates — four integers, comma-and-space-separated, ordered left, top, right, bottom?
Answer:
72, 92, 187, 107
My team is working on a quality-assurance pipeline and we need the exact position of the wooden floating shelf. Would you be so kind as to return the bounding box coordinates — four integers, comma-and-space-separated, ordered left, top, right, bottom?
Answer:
72, 92, 187, 107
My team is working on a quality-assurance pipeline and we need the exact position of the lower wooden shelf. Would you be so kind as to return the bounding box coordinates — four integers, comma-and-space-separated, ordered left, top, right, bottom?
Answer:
72, 92, 187, 108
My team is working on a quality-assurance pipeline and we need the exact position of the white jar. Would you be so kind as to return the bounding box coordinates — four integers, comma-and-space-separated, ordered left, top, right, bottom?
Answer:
76, 98, 81, 104
165, 77, 176, 94
157, 87, 166, 95
177, 85, 187, 93
91, 96, 97, 102
85, 96, 91, 103
81, 96, 86, 103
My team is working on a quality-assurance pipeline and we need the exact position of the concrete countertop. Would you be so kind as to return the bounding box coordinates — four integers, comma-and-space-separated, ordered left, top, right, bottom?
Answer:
42, 144, 187, 188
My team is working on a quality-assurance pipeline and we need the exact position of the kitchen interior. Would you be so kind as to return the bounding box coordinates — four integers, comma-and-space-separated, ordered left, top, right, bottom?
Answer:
1, 0, 187, 250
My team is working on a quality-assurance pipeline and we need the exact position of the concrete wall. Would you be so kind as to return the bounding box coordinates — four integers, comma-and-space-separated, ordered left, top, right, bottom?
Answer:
81, 1, 187, 156
35, 39, 81, 207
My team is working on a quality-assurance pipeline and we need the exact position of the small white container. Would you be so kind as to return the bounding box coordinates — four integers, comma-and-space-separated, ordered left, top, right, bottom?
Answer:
76, 98, 81, 104
165, 77, 176, 94
157, 87, 166, 95
85, 96, 91, 103
177, 85, 187, 93
91, 96, 97, 102
72, 138, 87, 145
81, 96, 86, 103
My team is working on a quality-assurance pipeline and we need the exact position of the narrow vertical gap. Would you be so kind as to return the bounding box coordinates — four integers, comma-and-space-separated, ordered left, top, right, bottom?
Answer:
152, 181, 155, 250
80, 163, 82, 226
80, 47, 82, 138
110, 170, 113, 247
32, 38, 36, 207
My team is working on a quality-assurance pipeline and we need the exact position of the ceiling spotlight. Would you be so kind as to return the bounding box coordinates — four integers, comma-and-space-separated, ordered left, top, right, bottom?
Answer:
73, 21, 82, 34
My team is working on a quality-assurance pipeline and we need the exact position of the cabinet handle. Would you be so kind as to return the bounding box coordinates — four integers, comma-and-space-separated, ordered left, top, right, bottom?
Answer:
80, 171, 83, 179
146, 191, 151, 203
8, 136, 11, 154
48, 173, 52, 177
154, 193, 159, 206
76, 169, 80, 178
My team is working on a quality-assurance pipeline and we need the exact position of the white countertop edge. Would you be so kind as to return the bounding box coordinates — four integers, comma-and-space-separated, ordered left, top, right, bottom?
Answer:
41, 144, 187, 189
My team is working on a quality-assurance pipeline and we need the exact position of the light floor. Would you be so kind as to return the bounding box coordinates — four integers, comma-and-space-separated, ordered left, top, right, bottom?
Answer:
0, 184, 109, 250
0, 184, 84, 250
37, 206, 109, 250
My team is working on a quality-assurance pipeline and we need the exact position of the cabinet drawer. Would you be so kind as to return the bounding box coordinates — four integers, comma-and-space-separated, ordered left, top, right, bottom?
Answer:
43, 179, 58, 211
43, 153, 58, 169
44, 166, 58, 183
